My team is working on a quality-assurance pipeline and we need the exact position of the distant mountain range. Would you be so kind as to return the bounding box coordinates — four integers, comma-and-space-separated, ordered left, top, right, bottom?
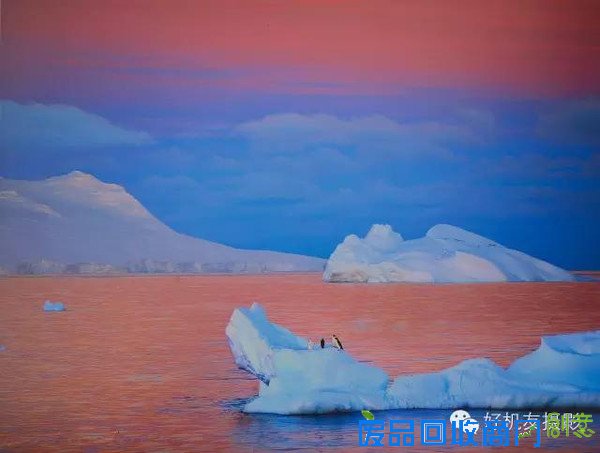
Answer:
0, 171, 325, 275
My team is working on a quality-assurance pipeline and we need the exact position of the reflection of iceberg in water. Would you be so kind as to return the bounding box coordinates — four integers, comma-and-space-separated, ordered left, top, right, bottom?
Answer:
226, 303, 600, 415
227, 404, 363, 450
226, 408, 600, 451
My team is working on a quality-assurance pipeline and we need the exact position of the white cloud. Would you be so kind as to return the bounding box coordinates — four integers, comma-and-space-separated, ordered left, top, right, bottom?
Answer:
235, 112, 488, 157
0, 100, 153, 151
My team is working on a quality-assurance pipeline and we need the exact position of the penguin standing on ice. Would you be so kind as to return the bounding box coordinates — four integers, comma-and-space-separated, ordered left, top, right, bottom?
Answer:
307, 339, 314, 350
320, 338, 325, 349
332, 334, 344, 350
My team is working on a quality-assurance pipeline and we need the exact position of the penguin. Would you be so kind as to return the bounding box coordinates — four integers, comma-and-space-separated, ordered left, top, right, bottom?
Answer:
320, 338, 325, 349
332, 334, 344, 350
307, 339, 314, 350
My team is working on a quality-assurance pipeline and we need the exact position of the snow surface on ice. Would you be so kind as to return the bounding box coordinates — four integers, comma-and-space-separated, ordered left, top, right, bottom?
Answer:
226, 303, 307, 383
323, 224, 574, 283
226, 304, 600, 414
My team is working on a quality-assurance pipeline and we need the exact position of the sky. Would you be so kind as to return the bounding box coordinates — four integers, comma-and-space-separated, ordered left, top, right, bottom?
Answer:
1, 0, 599, 268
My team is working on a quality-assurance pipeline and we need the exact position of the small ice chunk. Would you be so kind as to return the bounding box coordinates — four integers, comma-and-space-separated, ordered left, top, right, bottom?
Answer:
43, 300, 66, 311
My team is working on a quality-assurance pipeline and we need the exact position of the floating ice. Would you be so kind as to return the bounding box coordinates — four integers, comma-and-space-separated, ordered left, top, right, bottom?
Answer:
226, 303, 388, 414
226, 303, 307, 383
226, 304, 600, 414
324, 224, 574, 283
43, 300, 66, 311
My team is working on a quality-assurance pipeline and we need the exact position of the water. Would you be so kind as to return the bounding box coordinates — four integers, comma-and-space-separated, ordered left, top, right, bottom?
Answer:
0, 274, 599, 452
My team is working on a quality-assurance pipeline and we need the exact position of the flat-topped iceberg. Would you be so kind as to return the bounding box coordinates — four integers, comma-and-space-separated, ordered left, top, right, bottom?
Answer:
226, 304, 600, 414
323, 224, 574, 283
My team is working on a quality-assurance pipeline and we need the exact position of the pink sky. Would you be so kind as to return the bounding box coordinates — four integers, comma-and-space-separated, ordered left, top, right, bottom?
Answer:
3, 0, 600, 97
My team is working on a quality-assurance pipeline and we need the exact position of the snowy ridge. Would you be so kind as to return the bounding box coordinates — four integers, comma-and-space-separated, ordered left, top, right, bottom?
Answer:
226, 304, 600, 414
323, 224, 573, 283
0, 171, 325, 274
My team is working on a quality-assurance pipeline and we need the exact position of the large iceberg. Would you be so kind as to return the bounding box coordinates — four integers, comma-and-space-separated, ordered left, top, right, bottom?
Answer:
226, 304, 600, 414
323, 224, 574, 283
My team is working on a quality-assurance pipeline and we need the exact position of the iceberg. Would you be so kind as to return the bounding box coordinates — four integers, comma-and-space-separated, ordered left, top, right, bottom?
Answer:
43, 300, 66, 311
226, 303, 388, 414
323, 224, 574, 283
226, 304, 600, 414
226, 303, 308, 383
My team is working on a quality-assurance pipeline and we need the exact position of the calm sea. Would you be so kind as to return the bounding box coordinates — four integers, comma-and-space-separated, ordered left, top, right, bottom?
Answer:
0, 274, 599, 452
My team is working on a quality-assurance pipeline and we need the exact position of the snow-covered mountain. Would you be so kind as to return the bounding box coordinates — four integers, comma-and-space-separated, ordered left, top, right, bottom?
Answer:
0, 171, 324, 274
323, 224, 573, 283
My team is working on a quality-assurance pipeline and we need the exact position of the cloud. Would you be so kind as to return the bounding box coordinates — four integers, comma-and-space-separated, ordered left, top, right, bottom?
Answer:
537, 99, 600, 147
136, 110, 496, 218
235, 112, 488, 157
0, 100, 153, 151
